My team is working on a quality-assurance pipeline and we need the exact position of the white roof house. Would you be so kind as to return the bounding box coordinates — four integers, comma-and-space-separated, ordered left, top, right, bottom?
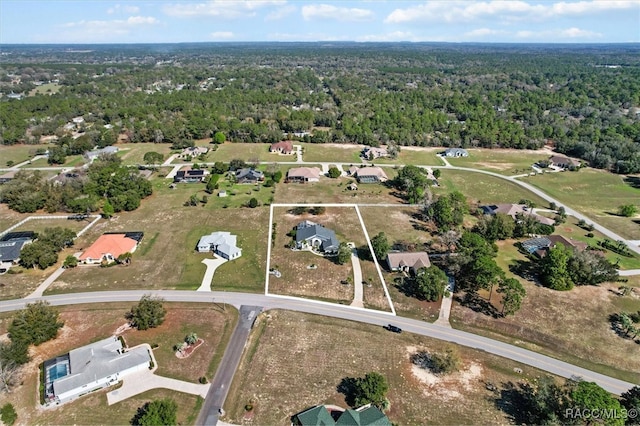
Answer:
85, 146, 119, 161
44, 336, 151, 404
197, 231, 242, 260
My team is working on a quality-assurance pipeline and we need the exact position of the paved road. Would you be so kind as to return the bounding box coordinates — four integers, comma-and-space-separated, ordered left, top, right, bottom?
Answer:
2, 291, 635, 395
196, 305, 262, 426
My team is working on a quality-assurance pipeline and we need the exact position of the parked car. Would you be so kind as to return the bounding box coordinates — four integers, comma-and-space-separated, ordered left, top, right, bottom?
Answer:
385, 324, 402, 333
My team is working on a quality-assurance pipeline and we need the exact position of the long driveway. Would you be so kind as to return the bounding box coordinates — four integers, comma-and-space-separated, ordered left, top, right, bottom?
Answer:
1, 291, 635, 395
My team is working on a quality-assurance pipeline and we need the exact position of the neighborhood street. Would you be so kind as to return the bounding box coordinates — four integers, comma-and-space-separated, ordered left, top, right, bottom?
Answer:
1, 290, 635, 395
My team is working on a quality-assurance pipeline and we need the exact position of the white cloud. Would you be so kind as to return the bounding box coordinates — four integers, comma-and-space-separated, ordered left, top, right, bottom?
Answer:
164, 0, 286, 19
265, 5, 296, 21
301, 4, 374, 22
107, 4, 140, 15
356, 31, 417, 42
385, 0, 637, 24
464, 28, 508, 37
516, 27, 602, 39
210, 31, 234, 39
56, 16, 159, 41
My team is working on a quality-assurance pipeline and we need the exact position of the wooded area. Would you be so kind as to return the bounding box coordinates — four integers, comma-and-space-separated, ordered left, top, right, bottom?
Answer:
1, 43, 639, 172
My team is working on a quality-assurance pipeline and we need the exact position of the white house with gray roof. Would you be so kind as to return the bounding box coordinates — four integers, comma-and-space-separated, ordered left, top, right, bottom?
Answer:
443, 148, 469, 157
197, 231, 242, 260
295, 220, 339, 253
44, 336, 151, 404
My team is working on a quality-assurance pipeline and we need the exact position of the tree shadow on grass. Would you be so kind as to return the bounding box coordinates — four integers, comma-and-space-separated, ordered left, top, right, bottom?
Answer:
508, 259, 538, 283
493, 381, 531, 425
337, 377, 357, 408
457, 292, 500, 318
624, 176, 640, 189
393, 276, 417, 299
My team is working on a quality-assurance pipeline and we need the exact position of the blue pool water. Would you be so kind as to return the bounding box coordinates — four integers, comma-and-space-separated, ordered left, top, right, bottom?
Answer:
48, 363, 69, 381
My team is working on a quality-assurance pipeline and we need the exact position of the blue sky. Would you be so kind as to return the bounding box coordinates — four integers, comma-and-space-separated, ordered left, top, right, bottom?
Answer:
1, 1, 639, 44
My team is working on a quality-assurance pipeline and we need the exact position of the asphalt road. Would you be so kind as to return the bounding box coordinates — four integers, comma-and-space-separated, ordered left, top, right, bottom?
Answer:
196, 305, 262, 426
2, 291, 636, 395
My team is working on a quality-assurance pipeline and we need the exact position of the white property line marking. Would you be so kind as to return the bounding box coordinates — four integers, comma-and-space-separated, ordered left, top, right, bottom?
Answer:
267, 293, 396, 316
354, 205, 396, 316
266, 203, 396, 315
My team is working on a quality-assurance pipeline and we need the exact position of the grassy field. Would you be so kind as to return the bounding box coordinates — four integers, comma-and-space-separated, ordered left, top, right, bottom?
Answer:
28, 82, 61, 96
115, 142, 174, 166
300, 143, 363, 163
521, 169, 640, 240
269, 206, 370, 304
11, 217, 94, 235
373, 147, 444, 166
207, 142, 275, 162
434, 169, 548, 207
445, 148, 548, 175
43, 178, 269, 295
23, 154, 85, 168
359, 206, 431, 248
1, 303, 227, 426
274, 171, 401, 205
225, 310, 557, 425
450, 279, 640, 384
0, 143, 50, 166
0, 203, 26, 233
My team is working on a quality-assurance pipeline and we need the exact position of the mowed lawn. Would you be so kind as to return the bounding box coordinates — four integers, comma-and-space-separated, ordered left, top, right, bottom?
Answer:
0, 303, 232, 426
0, 143, 51, 166
46, 178, 269, 295
445, 148, 548, 175
521, 169, 640, 240
300, 142, 363, 163
23, 154, 85, 168
274, 173, 401, 205
115, 142, 174, 166
225, 310, 557, 425
269, 206, 367, 304
451, 279, 640, 384
208, 142, 275, 162
434, 169, 548, 206
373, 147, 444, 166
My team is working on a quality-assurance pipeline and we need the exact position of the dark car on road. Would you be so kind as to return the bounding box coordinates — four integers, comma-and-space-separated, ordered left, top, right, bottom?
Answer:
385, 324, 402, 333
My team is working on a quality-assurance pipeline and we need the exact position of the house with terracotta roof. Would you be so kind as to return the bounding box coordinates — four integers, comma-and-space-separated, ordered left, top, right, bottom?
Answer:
348, 166, 388, 183
287, 167, 321, 183
79, 233, 141, 264
480, 204, 556, 226
386, 252, 431, 273
269, 140, 294, 155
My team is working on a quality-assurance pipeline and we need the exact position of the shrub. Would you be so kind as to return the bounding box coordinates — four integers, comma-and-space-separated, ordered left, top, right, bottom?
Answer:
1, 403, 17, 426
199, 376, 208, 384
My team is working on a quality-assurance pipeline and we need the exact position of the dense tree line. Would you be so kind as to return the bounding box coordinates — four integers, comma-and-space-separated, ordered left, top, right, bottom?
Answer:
0, 154, 152, 213
2, 44, 639, 172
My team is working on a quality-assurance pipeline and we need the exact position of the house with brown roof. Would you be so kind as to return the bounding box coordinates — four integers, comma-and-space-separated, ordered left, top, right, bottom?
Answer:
287, 167, 321, 183
178, 146, 208, 159
386, 251, 431, 273
269, 140, 294, 155
79, 233, 140, 264
480, 204, 556, 226
349, 166, 388, 183
549, 155, 581, 169
362, 147, 388, 160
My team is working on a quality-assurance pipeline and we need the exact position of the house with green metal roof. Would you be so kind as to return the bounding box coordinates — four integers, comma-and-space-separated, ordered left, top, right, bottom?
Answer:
293, 404, 391, 426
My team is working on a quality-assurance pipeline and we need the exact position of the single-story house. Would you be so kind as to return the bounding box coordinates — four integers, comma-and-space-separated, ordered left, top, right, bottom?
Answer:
197, 231, 242, 260
174, 168, 207, 183
522, 235, 588, 258
349, 166, 388, 183
549, 155, 581, 169
386, 251, 431, 273
79, 233, 140, 264
235, 168, 264, 184
443, 148, 469, 157
0, 232, 34, 272
84, 146, 119, 162
480, 204, 556, 226
287, 167, 321, 183
295, 220, 339, 253
43, 336, 151, 404
178, 146, 208, 159
269, 140, 294, 155
362, 147, 388, 159
0, 170, 18, 184
293, 404, 391, 426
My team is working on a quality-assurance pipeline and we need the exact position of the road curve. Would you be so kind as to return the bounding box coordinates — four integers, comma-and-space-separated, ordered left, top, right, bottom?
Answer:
1, 290, 635, 395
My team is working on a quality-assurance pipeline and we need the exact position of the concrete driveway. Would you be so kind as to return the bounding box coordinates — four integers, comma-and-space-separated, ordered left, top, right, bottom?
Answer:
107, 369, 210, 405
197, 257, 228, 292
349, 247, 364, 308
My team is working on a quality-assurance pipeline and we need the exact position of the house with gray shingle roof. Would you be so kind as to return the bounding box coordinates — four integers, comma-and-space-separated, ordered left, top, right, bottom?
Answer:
386, 251, 431, 273
44, 336, 151, 404
443, 148, 469, 157
235, 168, 264, 184
197, 231, 242, 260
295, 220, 339, 254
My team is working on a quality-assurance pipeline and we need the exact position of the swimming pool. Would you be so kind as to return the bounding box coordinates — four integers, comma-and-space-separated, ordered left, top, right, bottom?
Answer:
48, 363, 69, 381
